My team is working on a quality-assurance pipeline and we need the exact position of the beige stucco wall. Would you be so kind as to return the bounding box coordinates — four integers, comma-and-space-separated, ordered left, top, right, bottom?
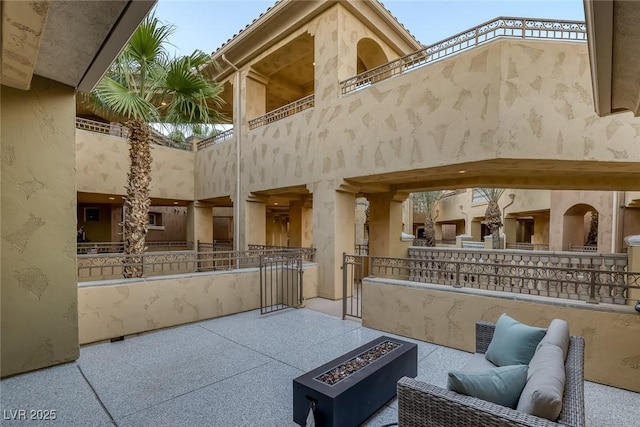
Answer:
549, 191, 614, 252
78, 264, 318, 344
1, 77, 79, 377
362, 278, 640, 392
76, 130, 195, 200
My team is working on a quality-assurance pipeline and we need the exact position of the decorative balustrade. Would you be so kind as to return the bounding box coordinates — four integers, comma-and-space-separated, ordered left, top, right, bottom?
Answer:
403, 246, 629, 304
78, 248, 310, 281
506, 243, 550, 251
75, 117, 192, 151
340, 17, 587, 94
569, 244, 598, 253
77, 241, 193, 254
248, 94, 315, 130
370, 254, 637, 305
247, 244, 316, 261
197, 240, 234, 252
197, 128, 234, 150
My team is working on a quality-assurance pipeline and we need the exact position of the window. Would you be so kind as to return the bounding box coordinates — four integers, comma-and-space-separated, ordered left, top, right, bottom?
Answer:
84, 207, 100, 222
472, 189, 488, 203
148, 213, 157, 226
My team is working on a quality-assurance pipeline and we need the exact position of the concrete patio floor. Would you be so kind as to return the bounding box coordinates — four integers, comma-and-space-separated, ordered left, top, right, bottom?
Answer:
2, 302, 639, 426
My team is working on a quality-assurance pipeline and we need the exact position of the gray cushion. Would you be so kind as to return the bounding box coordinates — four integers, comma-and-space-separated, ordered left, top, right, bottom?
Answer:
485, 313, 547, 367
516, 343, 566, 420
462, 353, 498, 372
538, 319, 570, 360
448, 365, 529, 409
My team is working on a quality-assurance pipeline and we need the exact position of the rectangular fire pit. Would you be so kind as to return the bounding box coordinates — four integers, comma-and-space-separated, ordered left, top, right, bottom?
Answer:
293, 336, 417, 427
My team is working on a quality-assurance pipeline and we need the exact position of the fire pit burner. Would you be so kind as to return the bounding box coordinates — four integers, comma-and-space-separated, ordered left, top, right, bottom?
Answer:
315, 341, 400, 385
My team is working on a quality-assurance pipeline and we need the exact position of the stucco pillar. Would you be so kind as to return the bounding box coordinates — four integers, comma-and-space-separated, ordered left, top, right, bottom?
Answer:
111, 206, 123, 241
368, 192, 409, 258
244, 69, 267, 121
624, 235, 640, 305
1, 77, 79, 377
310, 181, 355, 300
187, 202, 213, 245
504, 217, 517, 245
245, 198, 266, 246
289, 199, 313, 247
471, 220, 482, 242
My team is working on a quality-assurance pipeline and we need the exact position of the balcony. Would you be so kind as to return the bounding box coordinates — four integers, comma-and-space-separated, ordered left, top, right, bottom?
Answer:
2, 305, 638, 425
248, 94, 315, 130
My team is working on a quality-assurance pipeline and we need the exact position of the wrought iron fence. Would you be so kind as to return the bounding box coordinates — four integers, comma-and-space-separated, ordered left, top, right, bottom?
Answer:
355, 244, 369, 256
506, 243, 550, 251
197, 240, 234, 252
196, 128, 234, 150
75, 117, 191, 150
569, 244, 598, 253
340, 17, 587, 94
248, 244, 316, 261
78, 248, 309, 281
369, 256, 637, 305
77, 241, 193, 254
342, 253, 367, 319
248, 94, 315, 130
260, 251, 304, 314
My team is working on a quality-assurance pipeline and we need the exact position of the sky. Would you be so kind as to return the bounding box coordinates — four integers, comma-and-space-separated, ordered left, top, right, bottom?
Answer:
154, 0, 585, 57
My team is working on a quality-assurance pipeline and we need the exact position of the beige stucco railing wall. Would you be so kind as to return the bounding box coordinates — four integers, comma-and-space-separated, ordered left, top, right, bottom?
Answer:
194, 39, 640, 202
78, 264, 318, 344
362, 278, 640, 393
76, 129, 195, 200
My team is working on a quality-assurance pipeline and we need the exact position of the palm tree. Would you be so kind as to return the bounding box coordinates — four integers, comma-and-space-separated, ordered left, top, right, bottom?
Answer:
91, 15, 224, 277
476, 188, 506, 249
411, 192, 444, 247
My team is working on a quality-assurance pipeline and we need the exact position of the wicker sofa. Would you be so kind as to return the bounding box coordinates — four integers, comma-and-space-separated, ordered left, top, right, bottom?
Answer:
397, 321, 585, 427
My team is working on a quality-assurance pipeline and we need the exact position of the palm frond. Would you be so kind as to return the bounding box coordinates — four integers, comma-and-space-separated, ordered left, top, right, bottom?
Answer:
94, 77, 158, 122
476, 188, 506, 203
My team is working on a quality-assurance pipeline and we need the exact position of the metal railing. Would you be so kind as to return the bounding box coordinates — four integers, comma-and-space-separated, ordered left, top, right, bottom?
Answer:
340, 17, 587, 94
412, 239, 457, 247
369, 255, 638, 305
355, 244, 369, 256
569, 244, 598, 253
248, 244, 316, 261
342, 253, 366, 319
77, 248, 310, 281
506, 243, 550, 251
197, 128, 234, 150
197, 240, 234, 252
248, 94, 315, 130
77, 241, 193, 254
75, 117, 192, 151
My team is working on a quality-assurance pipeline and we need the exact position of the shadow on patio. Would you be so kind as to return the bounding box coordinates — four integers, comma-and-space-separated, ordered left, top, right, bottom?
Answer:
2, 303, 639, 426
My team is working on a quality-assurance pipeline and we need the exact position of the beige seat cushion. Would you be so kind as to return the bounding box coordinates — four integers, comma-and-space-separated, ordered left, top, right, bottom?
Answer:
516, 342, 566, 420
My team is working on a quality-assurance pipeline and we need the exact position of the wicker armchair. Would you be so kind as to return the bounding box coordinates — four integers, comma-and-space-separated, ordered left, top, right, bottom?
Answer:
397, 321, 585, 427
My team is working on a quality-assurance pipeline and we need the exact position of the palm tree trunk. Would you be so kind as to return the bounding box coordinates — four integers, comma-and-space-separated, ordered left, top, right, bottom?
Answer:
424, 217, 436, 247
123, 120, 152, 278
485, 201, 502, 249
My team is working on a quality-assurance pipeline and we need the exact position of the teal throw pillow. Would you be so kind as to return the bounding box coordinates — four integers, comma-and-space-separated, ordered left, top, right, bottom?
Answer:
447, 365, 528, 409
485, 313, 546, 366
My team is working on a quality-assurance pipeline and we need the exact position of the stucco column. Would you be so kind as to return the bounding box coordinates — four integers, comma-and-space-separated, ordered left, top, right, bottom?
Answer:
368, 192, 409, 258
187, 202, 213, 246
624, 235, 640, 305
504, 217, 517, 245
245, 198, 267, 247
1, 77, 79, 377
310, 181, 355, 300
289, 199, 313, 247
244, 68, 267, 121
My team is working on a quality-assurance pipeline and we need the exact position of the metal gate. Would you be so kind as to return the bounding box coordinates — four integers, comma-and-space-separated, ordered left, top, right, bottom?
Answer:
342, 253, 368, 319
260, 251, 304, 314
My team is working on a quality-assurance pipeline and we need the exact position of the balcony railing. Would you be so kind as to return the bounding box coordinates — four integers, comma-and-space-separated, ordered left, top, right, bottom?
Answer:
340, 17, 587, 94
404, 247, 640, 304
247, 244, 316, 261
370, 255, 638, 305
506, 243, 550, 251
77, 248, 312, 281
569, 244, 598, 253
197, 128, 234, 150
75, 117, 192, 151
77, 241, 194, 254
248, 94, 315, 130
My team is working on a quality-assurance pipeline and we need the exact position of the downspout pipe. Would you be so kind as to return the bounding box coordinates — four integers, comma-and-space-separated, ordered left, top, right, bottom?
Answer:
222, 54, 242, 252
